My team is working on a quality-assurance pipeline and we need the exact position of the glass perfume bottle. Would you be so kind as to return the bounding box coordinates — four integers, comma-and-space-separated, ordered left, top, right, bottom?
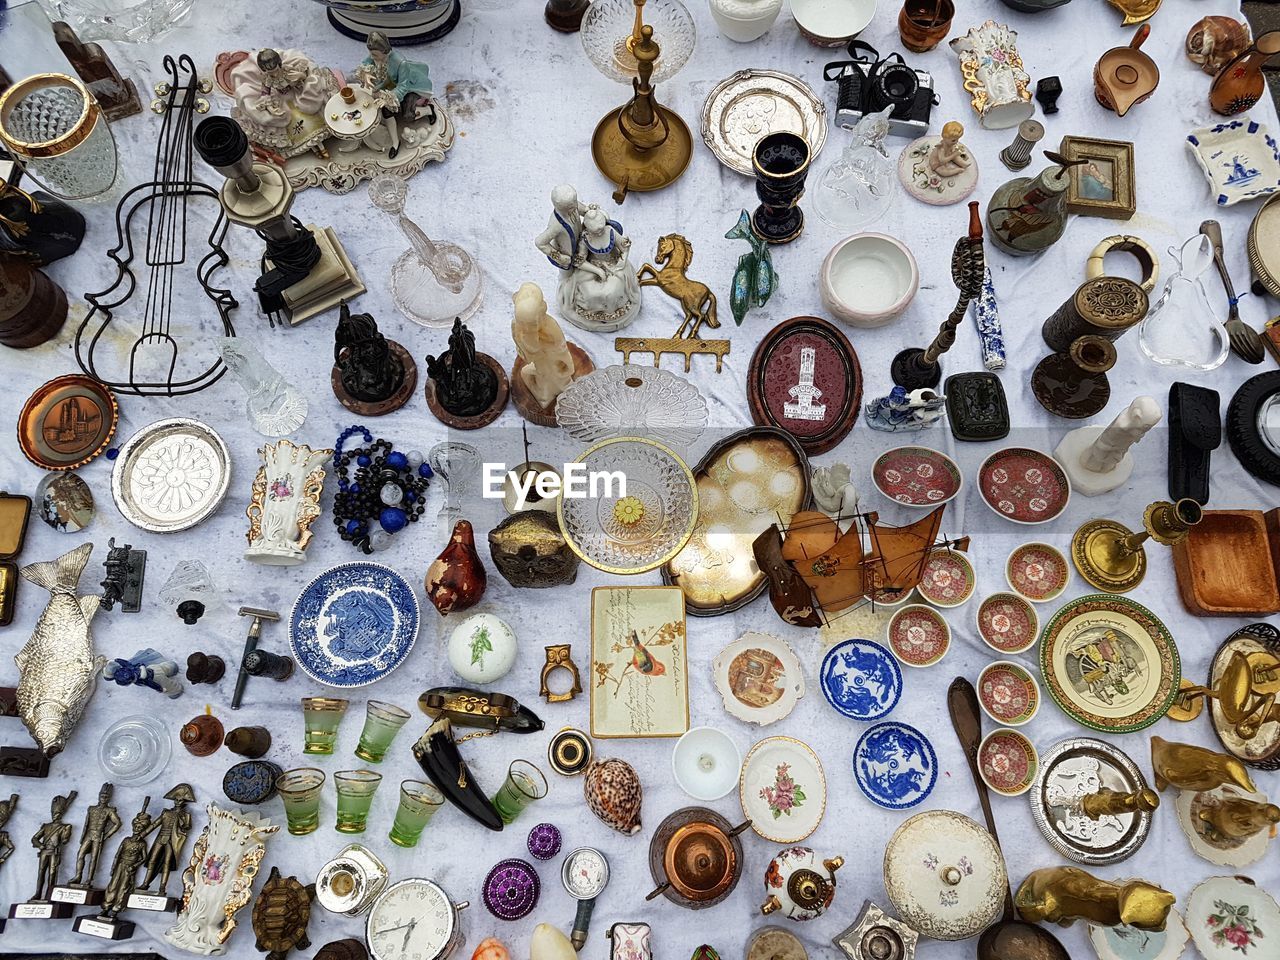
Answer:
814, 106, 894, 230
368, 173, 481, 329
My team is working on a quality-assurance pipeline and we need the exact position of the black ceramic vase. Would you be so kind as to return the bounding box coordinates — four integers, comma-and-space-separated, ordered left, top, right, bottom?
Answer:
751, 132, 811, 245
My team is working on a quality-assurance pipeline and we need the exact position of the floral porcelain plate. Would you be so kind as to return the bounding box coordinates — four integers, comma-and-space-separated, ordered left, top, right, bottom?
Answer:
712, 632, 806, 725
740, 736, 826, 843
854, 721, 937, 809
977, 447, 1071, 525
886, 604, 951, 668
819, 638, 902, 720
977, 728, 1037, 797
976, 592, 1040, 654
1040, 594, 1181, 734
917, 551, 976, 607
289, 561, 420, 687
1187, 119, 1280, 206
872, 446, 963, 507
1088, 908, 1189, 960
1006, 541, 1071, 602
977, 660, 1040, 726
1185, 876, 1279, 960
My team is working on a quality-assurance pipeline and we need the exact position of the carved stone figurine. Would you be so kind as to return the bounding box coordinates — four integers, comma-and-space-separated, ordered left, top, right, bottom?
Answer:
425, 318, 508, 427
68, 783, 122, 890
332, 302, 416, 415
1014, 867, 1175, 930
245, 440, 333, 566
31, 791, 78, 901
0, 793, 17, 875
1055, 396, 1162, 497
218, 337, 308, 437
1151, 736, 1257, 794
139, 783, 195, 897
511, 282, 593, 425
100, 799, 153, 919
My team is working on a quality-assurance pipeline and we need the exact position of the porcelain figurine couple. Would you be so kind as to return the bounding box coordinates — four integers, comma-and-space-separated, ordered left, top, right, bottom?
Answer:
534, 184, 642, 332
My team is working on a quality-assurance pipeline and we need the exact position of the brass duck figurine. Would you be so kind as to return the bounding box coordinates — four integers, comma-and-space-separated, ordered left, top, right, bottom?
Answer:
1107, 0, 1161, 26
1199, 795, 1280, 842
1015, 866, 1175, 930
1151, 736, 1257, 793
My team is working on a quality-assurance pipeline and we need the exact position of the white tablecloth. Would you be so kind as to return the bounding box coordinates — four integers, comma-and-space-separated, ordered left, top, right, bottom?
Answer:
0, 0, 1277, 958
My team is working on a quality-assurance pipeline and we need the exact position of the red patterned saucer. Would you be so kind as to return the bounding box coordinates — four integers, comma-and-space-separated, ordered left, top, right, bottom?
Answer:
917, 551, 976, 608
978, 728, 1038, 797
977, 447, 1071, 525
872, 446, 963, 507
977, 661, 1040, 727
887, 604, 951, 668
1005, 542, 1070, 602
976, 592, 1039, 655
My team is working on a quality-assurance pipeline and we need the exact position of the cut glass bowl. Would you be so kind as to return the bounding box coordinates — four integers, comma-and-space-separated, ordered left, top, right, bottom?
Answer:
555, 364, 708, 449
581, 0, 696, 84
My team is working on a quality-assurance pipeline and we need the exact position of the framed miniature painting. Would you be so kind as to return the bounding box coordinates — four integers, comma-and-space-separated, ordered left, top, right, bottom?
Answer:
1059, 136, 1136, 220
590, 585, 689, 738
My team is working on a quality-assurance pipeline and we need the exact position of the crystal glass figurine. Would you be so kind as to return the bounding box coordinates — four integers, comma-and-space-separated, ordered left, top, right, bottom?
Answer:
1138, 234, 1230, 371
157, 559, 216, 606
814, 107, 895, 230
38, 0, 195, 42
368, 174, 481, 329
428, 441, 481, 522
218, 338, 308, 436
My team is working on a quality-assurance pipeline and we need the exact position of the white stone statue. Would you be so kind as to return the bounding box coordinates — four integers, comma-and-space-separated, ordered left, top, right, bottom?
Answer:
245, 440, 333, 566
534, 185, 641, 332
218, 338, 308, 437
1053, 396, 1162, 496
227, 48, 337, 159
512, 282, 576, 409
811, 463, 860, 532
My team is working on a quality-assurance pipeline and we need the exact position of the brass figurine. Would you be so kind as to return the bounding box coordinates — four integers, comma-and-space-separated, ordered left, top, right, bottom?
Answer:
1014, 866, 1175, 930
31, 790, 77, 901
541, 645, 583, 703
0, 793, 17, 874
1071, 498, 1203, 593
138, 783, 195, 896
68, 782, 122, 889
1151, 736, 1257, 793
1080, 787, 1160, 820
1170, 647, 1280, 739
1197, 793, 1280, 842
100, 799, 153, 919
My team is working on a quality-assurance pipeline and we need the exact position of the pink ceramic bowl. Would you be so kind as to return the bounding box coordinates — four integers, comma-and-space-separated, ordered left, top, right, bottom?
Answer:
820, 233, 919, 327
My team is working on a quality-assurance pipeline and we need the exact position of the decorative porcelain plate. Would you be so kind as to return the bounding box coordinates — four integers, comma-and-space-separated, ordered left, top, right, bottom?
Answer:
558, 437, 698, 575
917, 551, 976, 607
1040, 594, 1181, 734
1185, 876, 1279, 960
555, 365, 708, 450
701, 69, 827, 176
1187, 119, 1280, 206
739, 736, 826, 843
977, 660, 1040, 726
111, 418, 231, 533
976, 592, 1039, 654
289, 562, 420, 687
872, 446, 963, 507
1175, 784, 1273, 867
713, 632, 806, 725
854, 721, 937, 809
819, 638, 902, 720
581, 0, 696, 85
886, 604, 951, 668
978, 447, 1071, 525
1006, 542, 1071, 602
882, 810, 1007, 941
17, 374, 118, 471
978, 728, 1038, 797
1088, 909, 1189, 960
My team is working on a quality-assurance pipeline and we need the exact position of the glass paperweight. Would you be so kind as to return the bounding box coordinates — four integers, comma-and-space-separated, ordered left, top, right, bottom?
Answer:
581, 0, 696, 84
428, 441, 481, 522
1138, 234, 1230, 371
814, 107, 894, 231
99, 714, 172, 786
158, 558, 217, 606
554, 364, 708, 449
38, 0, 195, 42
368, 174, 481, 329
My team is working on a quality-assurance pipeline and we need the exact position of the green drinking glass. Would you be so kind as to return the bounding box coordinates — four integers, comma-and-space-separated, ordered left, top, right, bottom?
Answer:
276, 767, 325, 836
354, 700, 411, 763
490, 759, 548, 826
388, 779, 445, 847
333, 769, 383, 833
301, 697, 349, 755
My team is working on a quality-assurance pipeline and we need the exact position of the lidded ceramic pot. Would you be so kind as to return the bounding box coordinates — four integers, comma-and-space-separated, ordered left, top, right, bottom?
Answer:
647, 807, 750, 908
584, 757, 642, 835
761, 847, 843, 921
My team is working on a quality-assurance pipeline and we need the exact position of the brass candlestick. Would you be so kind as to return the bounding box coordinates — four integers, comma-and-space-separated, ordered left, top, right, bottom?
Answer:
1071, 498, 1203, 593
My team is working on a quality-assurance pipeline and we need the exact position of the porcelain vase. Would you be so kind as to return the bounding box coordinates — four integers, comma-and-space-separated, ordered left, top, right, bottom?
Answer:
245, 440, 332, 566
950, 21, 1034, 129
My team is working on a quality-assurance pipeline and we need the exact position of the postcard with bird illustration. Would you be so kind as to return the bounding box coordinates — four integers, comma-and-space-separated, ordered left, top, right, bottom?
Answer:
590, 586, 689, 738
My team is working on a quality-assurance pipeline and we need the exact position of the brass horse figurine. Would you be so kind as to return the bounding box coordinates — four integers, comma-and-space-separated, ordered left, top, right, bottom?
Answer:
637, 234, 719, 339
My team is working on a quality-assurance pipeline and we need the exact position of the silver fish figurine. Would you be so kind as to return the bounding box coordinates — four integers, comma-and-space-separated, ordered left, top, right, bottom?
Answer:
16, 543, 105, 757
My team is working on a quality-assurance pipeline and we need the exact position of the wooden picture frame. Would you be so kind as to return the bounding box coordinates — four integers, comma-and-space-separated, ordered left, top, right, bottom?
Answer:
1060, 136, 1136, 220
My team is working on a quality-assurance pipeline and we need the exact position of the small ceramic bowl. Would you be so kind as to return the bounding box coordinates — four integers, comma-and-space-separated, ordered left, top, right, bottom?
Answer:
977, 661, 1040, 727
975, 592, 1040, 655
871, 585, 915, 610
792, 0, 877, 46
977, 728, 1038, 797
671, 726, 741, 801
886, 604, 951, 668
820, 233, 919, 327
872, 445, 963, 507
1005, 542, 1071, 603
709, 0, 784, 42
917, 551, 976, 608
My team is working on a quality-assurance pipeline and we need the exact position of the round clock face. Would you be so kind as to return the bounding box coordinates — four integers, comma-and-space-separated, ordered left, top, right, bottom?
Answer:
562, 847, 609, 899
367, 879, 456, 960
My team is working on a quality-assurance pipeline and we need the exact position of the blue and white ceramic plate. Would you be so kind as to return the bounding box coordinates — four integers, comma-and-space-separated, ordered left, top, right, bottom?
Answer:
1187, 119, 1280, 206
854, 721, 937, 810
289, 562, 420, 687
820, 639, 902, 720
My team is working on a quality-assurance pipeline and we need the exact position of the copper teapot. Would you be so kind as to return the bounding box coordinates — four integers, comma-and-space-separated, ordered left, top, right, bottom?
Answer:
646, 807, 751, 909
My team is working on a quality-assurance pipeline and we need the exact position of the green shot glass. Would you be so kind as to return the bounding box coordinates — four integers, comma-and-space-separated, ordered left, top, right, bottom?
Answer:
276, 767, 326, 836
354, 700, 411, 763
334, 769, 383, 833
302, 697, 349, 755
491, 759, 548, 826
388, 779, 445, 847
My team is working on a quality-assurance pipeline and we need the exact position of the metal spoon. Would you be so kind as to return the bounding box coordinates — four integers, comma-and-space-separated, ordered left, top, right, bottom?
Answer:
1200, 219, 1266, 364
947, 677, 1070, 960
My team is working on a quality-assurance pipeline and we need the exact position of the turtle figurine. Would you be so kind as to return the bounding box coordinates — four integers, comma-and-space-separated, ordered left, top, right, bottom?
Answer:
252, 865, 316, 960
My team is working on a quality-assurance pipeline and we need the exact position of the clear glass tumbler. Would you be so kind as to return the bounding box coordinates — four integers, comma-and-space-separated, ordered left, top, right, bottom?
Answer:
388, 780, 445, 847
334, 769, 383, 834
301, 697, 349, 755
355, 701, 411, 763
276, 767, 326, 836
490, 759, 548, 825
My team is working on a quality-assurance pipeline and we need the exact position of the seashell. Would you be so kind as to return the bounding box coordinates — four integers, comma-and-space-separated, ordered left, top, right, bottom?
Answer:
583, 757, 643, 835
473, 937, 511, 960
531, 924, 576, 960
1186, 16, 1251, 75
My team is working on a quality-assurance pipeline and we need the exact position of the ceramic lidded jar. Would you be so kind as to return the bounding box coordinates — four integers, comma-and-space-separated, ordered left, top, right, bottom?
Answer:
426, 520, 487, 615
761, 847, 843, 921
447, 612, 517, 683
584, 758, 643, 835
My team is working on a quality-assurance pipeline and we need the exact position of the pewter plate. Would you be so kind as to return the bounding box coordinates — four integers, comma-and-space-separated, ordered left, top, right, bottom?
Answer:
700, 69, 827, 177
111, 418, 231, 533
1249, 191, 1280, 297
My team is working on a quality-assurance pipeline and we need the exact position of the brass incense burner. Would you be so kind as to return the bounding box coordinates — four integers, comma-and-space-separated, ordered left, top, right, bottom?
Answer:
1071, 498, 1202, 593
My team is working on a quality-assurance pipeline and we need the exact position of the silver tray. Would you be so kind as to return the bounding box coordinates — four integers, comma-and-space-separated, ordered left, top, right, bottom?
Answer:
111, 418, 231, 533
700, 69, 827, 177
1249, 191, 1280, 297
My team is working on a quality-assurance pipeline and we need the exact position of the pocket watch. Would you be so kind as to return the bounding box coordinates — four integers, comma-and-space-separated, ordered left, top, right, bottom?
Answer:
366, 878, 469, 960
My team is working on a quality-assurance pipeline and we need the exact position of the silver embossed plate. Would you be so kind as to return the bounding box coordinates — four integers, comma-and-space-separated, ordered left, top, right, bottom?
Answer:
111, 418, 230, 533
701, 69, 827, 176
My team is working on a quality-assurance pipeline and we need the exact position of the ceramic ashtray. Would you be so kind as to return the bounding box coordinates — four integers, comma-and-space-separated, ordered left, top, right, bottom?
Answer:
1187, 119, 1280, 206
977, 728, 1038, 797
886, 604, 951, 668
976, 661, 1040, 727
975, 592, 1040, 655
672, 727, 741, 802
820, 233, 919, 327
917, 551, 976, 608
872, 446, 963, 507
1005, 542, 1070, 602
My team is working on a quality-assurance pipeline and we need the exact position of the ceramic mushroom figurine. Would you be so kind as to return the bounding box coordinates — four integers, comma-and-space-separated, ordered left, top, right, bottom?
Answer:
510, 282, 593, 425
1014, 867, 1175, 930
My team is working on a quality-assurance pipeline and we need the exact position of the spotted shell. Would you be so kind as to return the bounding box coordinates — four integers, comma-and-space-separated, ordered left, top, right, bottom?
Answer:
472, 937, 511, 960
1186, 16, 1251, 75
584, 757, 642, 835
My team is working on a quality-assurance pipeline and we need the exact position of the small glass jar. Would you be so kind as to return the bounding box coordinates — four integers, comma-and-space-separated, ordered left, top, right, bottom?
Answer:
334, 769, 383, 833
0, 73, 118, 200
491, 759, 549, 825
276, 767, 326, 835
389, 780, 445, 847
354, 700, 411, 763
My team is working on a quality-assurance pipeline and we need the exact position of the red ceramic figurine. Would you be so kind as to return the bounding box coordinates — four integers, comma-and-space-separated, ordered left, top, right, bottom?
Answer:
425, 520, 487, 615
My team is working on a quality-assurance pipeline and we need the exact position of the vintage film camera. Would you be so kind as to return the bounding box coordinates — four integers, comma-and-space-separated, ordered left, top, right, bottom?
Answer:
824, 41, 938, 138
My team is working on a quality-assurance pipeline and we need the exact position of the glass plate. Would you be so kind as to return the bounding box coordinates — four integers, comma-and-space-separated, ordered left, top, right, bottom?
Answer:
581, 0, 695, 84
554, 364, 707, 449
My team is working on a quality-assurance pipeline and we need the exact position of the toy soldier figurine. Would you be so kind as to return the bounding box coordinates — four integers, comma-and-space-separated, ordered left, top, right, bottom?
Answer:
68, 783, 122, 889
0, 794, 17, 873
31, 791, 77, 901
100, 800, 152, 919
137, 783, 194, 896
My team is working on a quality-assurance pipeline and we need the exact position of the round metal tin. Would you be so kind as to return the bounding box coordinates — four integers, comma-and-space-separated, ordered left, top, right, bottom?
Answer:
701, 69, 827, 176
18, 374, 118, 470
111, 417, 230, 532
482, 858, 539, 921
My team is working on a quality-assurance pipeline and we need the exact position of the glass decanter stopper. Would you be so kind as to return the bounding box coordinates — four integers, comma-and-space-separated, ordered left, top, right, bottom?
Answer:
1138, 234, 1229, 371
368, 173, 482, 329
814, 106, 894, 230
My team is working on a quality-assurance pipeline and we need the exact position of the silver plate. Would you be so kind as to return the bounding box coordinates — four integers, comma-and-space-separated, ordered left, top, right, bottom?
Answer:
700, 69, 827, 177
1029, 737, 1153, 865
111, 418, 231, 533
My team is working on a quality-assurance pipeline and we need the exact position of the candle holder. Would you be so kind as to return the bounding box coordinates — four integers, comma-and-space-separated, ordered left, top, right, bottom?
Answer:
276, 767, 325, 836
389, 780, 445, 847
301, 697, 349, 755
750, 132, 812, 245
1072, 499, 1203, 593
334, 770, 383, 833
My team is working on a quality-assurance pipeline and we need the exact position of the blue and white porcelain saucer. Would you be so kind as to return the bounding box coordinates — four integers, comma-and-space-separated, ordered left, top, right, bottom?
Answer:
854, 721, 937, 809
289, 561, 420, 687
820, 639, 902, 721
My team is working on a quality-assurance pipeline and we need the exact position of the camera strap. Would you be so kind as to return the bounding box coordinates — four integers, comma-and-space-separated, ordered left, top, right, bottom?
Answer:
823, 40, 879, 82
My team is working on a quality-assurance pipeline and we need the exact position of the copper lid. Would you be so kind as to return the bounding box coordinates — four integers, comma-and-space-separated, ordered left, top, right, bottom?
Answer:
663, 819, 738, 901
17, 374, 118, 470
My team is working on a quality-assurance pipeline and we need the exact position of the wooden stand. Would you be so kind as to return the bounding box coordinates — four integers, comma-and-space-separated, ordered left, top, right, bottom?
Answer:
425, 353, 509, 430
1173, 509, 1280, 616
511, 343, 594, 426
8, 900, 74, 920
331, 342, 417, 416
73, 913, 135, 940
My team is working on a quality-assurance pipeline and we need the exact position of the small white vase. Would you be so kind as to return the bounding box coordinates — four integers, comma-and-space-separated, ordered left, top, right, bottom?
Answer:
244, 440, 332, 566
709, 0, 784, 42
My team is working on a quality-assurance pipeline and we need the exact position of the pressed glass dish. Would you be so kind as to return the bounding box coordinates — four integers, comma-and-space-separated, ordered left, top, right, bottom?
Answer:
39, 0, 194, 42
1138, 234, 1230, 370
554, 364, 708, 448
581, 0, 696, 84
